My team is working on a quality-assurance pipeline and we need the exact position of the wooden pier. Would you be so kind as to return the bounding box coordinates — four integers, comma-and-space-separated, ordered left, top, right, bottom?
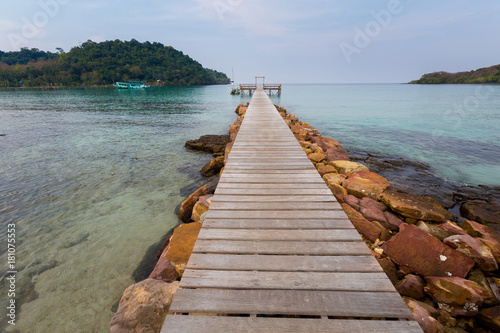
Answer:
161, 89, 422, 332
240, 76, 282, 95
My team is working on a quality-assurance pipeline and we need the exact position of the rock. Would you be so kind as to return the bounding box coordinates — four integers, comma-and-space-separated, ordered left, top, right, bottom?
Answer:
310, 136, 342, 152
330, 160, 369, 176
425, 276, 491, 308
237, 106, 248, 116
341, 203, 381, 242
396, 274, 425, 299
178, 185, 207, 222
325, 147, 350, 161
165, 222, 202, 276
323, 173, 346, 186
478, 306, 500, 332
416, 221, 455, 241
307, 152, 326, 163
315, 163, 337, 177
343, 194, 360, 210
376, 257, 399, 285
149, 247, 179, 283
461, 220, 500, 264
298, 140, 310, 148
224, 141, 233, 164
404, 298, 443, 333
185, 134, 230, 154
110, 279, 179, 333
443, 234, 498, 271
380, 190, 452, 222
327, 182, 348, 196
342, 171, 390, 200
290, 124, 320, 141
383, 211, 404, 231
461, 200, 500, 225
467, 269, 499, 307
200, 156, 225, 177
381, 224, 475, 278
191, 195, 213, 223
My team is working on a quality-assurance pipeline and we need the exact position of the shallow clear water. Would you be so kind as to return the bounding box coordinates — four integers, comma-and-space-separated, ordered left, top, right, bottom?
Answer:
270, 84, 500, 186
0, 84, 499, 332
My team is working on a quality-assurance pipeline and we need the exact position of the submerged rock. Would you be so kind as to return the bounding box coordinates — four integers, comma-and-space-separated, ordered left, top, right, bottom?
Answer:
185, 134, 230, 154
110, 279, 179, 333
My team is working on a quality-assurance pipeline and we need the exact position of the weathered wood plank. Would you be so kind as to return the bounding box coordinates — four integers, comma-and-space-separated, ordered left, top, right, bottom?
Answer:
205, 210, 347, 219
197, 228, 362, 241
162, 316, 423, 333
169, 289, 413, 318
186, 254, 382, 272
202, 218, 354, 229
216, 183, 329, 189
210, 195, 335, 202
192, 240, 372, 255
209, 201, 342, 211
180, 270, 396, 291
214, 188, 332, 195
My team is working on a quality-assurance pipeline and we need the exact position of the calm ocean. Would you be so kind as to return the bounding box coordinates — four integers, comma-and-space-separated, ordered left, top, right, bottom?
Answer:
1, 84, 499, 332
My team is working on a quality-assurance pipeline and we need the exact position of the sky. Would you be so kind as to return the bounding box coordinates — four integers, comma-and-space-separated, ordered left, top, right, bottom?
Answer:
1, 0, 500, 83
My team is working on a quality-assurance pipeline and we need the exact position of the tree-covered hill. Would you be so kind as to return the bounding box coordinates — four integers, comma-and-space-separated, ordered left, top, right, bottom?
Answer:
409, 64, 500, 84
0, 39, 230, 87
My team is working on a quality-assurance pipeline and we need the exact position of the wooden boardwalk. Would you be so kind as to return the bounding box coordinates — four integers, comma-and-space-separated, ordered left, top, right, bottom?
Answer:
161, 89, 422, 332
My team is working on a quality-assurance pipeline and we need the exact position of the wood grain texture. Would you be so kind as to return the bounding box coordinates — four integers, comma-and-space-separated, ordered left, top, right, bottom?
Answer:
197, 228, 361, 241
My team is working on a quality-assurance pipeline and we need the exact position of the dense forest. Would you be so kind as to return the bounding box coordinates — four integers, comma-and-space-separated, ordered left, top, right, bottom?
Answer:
0, 39, 230, 87
409, 64, 500, 84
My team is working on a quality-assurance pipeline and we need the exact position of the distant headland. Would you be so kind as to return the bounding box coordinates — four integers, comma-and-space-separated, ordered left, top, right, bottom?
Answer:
0, 39, 230, 88
409, 64, 500, 84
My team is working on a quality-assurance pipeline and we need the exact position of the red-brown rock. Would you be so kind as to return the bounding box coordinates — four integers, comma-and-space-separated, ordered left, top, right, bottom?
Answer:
377, 257, 399, 285
310, 136, 342, 152
462, 220, 500, 264
380, 191, 452, 222
315, 163, 337, 177
396, 274, 425, 299
149, 247, 179, 283
381, 224, 475, 278
404, 298, 443, 333
177, 185, 207, 222
443, 234, 498, 271
383, 211, 404, 231
330, 160, 369, 176
342, 171, 391, 200
343, 194, 360, 211
425, 276, 491, 308
341, 203, 381, 242
325, 147, 350, 161
479, 306, 500, 332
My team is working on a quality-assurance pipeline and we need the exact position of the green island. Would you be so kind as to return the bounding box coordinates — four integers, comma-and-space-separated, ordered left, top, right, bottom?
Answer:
409, 64, 500, 84
0, 39, 230, 87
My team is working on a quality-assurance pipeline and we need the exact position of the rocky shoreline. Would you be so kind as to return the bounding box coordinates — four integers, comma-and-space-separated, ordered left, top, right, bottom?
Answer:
110, 102, 500, 333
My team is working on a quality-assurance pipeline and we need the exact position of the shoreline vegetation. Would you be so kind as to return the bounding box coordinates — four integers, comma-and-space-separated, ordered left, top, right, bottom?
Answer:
110, 101, 500, 333
0, 39, 230, 88
409, 64, 500, 84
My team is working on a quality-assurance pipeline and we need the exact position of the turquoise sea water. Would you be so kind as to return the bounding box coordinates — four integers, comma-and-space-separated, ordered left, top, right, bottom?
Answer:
0, 84, 499, 332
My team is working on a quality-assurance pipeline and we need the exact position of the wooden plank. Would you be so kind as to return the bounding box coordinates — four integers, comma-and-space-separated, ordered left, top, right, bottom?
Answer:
209, 201, 342, 211
205, 210, 347, 219
162, 316, 423, 333
197, 229, 362, 241
180, 270, 396, 291
215, 183, 329, 189
192, 240, 372, 255
186, 254, 383, 272
169, 289, 413, 318
210, 195, 335, 202
214, 188, 333, 195
202, 218, 355, 229
219, 175, 324, 182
